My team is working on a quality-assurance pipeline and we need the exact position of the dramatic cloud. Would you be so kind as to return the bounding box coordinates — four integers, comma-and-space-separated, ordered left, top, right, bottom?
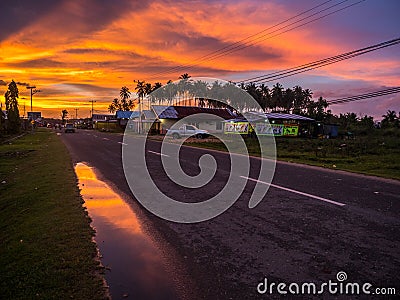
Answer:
16, 81, 30, 87
0, 0, 61, 41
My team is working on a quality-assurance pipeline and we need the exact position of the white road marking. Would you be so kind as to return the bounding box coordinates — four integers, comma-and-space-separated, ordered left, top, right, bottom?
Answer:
102, 137, 110, 141
240, 176, 346, 207
118, 142, 128, 146
148, 150, 170, 157
93, 135, 98, 138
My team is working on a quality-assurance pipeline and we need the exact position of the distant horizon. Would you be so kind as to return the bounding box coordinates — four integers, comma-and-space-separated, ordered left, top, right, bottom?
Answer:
15, 101, 394, 122
1, 0, 399, 120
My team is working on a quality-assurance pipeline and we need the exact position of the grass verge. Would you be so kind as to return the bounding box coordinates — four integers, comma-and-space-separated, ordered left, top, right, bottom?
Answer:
0, 128, 106, 299
184, 133, 400, 180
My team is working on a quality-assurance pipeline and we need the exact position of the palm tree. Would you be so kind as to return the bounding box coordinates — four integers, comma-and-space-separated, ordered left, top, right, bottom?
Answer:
164, 80, 175, 105
271, 83, 284, 111
134, 80, 146, 104
179, 73, 191, 80
176, 77, 192, 106
151, 82, 163, 104
193, 80, 209, 107
293, 85, 304, 114
303, 88, 313, 108
381, 110, 399, 128
282, 88, 294, 113
143, 83, 152, 109
108, 98, 120, 113
258, 84, 271, 111
120, 86, 131, 101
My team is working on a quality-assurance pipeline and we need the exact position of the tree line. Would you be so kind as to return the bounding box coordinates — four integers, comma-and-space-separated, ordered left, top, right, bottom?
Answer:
107, 73, 400, 130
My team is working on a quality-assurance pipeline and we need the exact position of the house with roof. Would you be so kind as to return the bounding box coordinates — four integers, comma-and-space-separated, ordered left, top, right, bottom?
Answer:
129, 109, 160, 134
224, 112, 315, 136
92, 113, 116, 130
152, 105, 236, 134
116, 110, 140, 127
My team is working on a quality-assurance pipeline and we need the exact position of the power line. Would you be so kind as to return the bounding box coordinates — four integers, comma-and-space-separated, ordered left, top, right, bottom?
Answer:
191, 0, 363, 67
239, 37, 400, 84
148, 0, 365, 80
148, 0, 337, 79
327, 87, 400, 105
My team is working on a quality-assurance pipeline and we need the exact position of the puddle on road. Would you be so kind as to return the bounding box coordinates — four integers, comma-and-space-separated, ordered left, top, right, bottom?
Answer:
75, 163, 182, 299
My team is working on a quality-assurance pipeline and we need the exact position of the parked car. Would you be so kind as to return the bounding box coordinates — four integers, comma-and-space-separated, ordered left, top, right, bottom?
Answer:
166, 124, 209, 139
64, 123, 76, 133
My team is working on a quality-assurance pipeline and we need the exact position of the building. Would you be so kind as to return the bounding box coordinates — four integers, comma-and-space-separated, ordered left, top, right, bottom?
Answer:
129, 109, 160, 134
152, 105, 236, 133
224, 112, 315, 136
92, 113, 116, 130
116, 110, 140, 127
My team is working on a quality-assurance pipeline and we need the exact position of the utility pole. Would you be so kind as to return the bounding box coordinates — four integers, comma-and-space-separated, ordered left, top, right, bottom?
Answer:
26, 86, 41, 112
0, 101, 2, 131
74, 108, 79, 120
89, 100, 96, 119
139, 96, 142, 134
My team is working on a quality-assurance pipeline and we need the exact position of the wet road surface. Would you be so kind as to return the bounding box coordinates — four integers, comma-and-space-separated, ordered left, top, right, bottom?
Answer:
61, 129, 400, 299
75, 163, 187, 299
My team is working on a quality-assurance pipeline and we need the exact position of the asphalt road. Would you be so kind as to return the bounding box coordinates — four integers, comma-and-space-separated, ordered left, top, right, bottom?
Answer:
60, 129, 400, 299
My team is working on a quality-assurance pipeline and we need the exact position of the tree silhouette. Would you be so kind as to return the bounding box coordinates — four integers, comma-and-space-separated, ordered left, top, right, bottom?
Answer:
134, 80, 146, 104
381, 110, 399, 128
4, 80, 20, 133
61, 109, 68, 124
108, 86, 135, 112
179, 73, 191, 80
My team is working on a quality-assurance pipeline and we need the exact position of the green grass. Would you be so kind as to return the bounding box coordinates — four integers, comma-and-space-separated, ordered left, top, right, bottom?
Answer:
0, 129, 106, 299
185, 132, 400, 180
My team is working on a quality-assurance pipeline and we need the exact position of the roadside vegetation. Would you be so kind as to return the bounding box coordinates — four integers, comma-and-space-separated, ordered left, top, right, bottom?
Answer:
0, 129, 106, 299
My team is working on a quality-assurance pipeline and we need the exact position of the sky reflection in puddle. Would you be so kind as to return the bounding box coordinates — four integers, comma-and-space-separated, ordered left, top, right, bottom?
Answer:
75, 162, 180, 299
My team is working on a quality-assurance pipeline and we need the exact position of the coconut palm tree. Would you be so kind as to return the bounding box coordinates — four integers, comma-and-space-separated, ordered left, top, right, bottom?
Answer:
293, 85, 304, 114
193, 80, 209, 107
179, 73, 191, 80
134, 80, 146, 104
282, 88, 295, 113
271, 83, 284, 111
381, 110, 399, 128
258, 84, 271, 111
150, 82, 163, 104
120, 86, 131, 102
108, 98, 120, 113
177, 74, 192, 105
164, 80, 175, 105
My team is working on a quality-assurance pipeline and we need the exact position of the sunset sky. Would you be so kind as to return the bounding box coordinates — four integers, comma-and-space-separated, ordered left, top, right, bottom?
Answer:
0, 0, 399, 119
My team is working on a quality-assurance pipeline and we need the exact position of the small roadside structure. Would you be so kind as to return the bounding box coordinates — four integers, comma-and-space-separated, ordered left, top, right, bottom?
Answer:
116, 111, 140, 128
224, 112, 314, 136
314, 122, 340, 138
152, 105, 236, 133
92, 113, 116, 130
130, 109, 160, 134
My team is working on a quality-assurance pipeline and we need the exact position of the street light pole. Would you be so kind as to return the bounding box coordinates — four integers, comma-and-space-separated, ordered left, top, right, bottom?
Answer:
89, 100, 96, 119
26, 86, 41, 112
